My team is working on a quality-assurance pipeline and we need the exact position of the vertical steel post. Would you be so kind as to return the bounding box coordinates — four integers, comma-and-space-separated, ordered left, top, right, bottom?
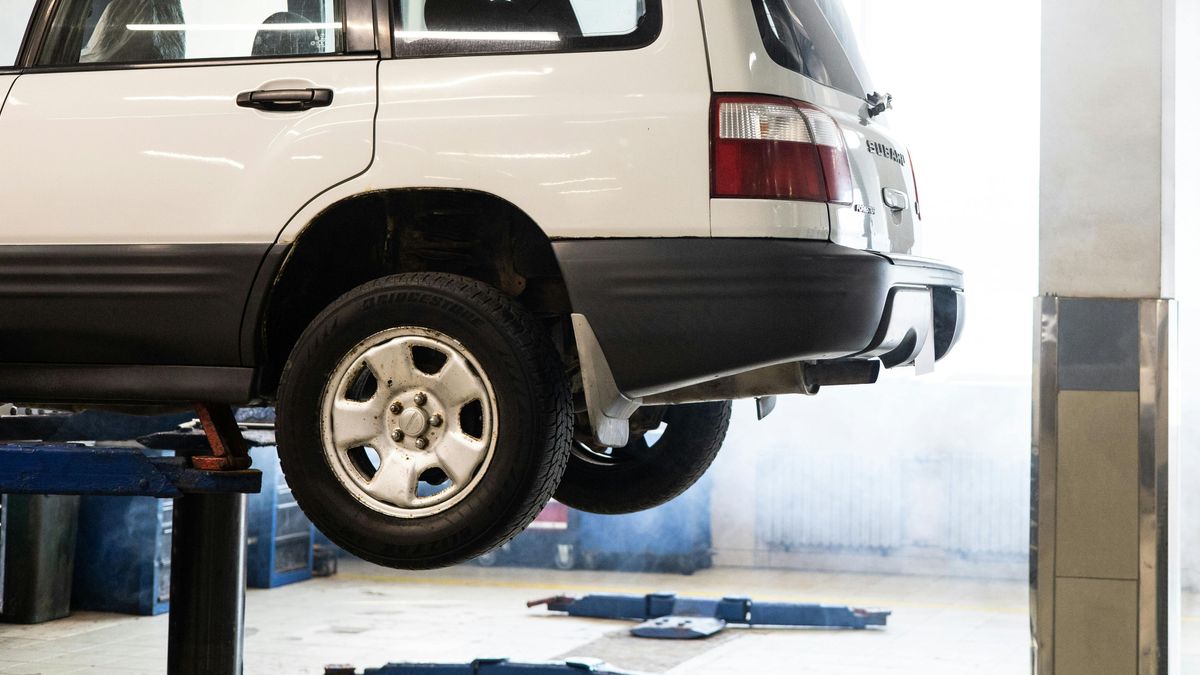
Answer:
167, 493, 247, 675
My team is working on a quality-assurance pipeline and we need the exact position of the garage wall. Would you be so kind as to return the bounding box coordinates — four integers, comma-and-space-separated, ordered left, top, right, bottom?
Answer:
711, 383, 1030, 581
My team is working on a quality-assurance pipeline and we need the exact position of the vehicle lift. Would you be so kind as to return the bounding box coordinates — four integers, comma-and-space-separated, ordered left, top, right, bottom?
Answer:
0, 404, 891, 674
325, 658, 638, 675
528, 592, 890, 640
0, 404, 260, 675
328, 594, 891, 672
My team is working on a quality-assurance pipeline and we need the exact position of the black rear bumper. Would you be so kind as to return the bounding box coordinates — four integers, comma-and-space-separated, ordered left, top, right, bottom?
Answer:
553, 239, 965, 399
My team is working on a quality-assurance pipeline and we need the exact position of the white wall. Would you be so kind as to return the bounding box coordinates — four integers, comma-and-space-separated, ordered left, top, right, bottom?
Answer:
1172, 0, 1200, 591
852, 0, 1041, 385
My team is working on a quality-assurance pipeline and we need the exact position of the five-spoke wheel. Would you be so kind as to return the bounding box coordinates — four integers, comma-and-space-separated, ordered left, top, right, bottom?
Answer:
323, 328, 497, 518
277, 273, 572, 569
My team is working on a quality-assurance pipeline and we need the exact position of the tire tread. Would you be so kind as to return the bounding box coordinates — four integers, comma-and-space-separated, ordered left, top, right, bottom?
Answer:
276, 272, 572, 569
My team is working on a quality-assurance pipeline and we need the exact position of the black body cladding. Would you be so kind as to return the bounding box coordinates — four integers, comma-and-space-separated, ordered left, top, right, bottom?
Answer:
0, 244, 267, 366
553, 239, 964, 399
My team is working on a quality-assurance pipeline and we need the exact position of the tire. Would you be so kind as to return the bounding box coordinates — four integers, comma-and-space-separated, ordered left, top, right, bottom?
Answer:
276, 273, 572, 570
554, 401, 732, 515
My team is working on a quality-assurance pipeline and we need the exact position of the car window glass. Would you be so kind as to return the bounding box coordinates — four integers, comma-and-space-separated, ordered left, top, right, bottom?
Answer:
813, 0, 873, 93
39, 0, 344, 66
752, 0, 871, 98
0, 0, 39, 67
394, 0, 652, 56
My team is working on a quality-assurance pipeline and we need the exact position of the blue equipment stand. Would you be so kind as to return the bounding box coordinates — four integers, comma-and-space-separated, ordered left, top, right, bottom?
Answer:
326, 657, 638, 674
529, 592, 891, 639
0, 434, 261, 675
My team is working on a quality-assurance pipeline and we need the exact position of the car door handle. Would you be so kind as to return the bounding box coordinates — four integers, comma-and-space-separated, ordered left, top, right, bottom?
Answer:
236, 88, 334, 112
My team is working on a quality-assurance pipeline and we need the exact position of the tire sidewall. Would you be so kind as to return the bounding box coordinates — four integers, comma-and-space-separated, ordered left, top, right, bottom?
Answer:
278, 277, 551, 567
556, 401, 732, 515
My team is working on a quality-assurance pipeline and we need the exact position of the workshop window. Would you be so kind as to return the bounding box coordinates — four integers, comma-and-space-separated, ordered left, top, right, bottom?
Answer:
393, 0, 661, 57
37, 0, 345, 66
0, 0, 38, 67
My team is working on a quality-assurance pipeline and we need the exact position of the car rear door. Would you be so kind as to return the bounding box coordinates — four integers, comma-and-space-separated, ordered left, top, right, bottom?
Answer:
0, 0, 379, 367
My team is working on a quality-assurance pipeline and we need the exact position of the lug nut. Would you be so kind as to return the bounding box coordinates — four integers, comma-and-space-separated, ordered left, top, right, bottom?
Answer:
415, 437, 429, 450
391, 429, 404, 442
414, 393, 428, 407
390, 402, 402, 414
430, 414, 444, 428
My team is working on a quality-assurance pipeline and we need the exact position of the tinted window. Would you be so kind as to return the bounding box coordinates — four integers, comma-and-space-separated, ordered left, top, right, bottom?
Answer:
0, 0, 39, 67
752, 0, 872, 98
393, 0, 660, 57
39, 0, 344, 66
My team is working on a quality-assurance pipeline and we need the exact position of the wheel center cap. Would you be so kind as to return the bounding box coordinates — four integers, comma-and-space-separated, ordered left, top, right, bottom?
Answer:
398, 407, 430, 438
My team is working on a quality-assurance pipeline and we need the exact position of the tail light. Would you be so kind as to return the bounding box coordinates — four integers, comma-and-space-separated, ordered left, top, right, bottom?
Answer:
712, 95, 852, 204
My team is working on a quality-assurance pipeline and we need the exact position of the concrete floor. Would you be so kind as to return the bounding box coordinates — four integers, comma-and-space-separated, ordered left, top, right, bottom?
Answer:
0, 558, 1039, 675
6, 559, 1200, 674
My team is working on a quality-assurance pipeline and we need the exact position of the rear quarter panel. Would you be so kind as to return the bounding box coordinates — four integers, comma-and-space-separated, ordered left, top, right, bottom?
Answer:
278, 1, 712, 243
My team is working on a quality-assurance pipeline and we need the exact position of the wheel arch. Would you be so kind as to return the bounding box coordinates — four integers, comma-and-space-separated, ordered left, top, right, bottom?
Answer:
248, 188, 572, 398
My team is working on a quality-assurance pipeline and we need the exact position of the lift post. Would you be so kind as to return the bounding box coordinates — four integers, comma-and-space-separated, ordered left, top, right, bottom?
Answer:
0, 404, 259, 675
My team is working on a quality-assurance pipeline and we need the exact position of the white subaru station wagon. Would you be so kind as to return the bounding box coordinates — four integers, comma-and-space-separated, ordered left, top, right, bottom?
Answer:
0, 0, 964, 568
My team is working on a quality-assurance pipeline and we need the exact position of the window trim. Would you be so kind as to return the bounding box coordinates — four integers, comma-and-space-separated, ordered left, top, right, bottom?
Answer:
374, 0, 394, 59
20, 0, 379, 73
15, 0, 56, 69
389, 0, 663, 60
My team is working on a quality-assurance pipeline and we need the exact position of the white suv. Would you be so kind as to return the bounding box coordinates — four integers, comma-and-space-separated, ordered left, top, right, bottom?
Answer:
0, 0, 964, 569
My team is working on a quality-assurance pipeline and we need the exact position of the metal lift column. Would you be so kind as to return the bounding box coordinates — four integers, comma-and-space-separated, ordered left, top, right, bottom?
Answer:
167, 492, 248, 675
168, 404, 254, 675
0, 403, 259, 675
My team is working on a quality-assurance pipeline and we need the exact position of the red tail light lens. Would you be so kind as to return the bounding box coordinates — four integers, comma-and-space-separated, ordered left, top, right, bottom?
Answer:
712, 95, 852, 204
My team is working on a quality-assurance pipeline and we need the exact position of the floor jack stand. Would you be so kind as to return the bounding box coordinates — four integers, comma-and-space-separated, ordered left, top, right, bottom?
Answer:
0, 403, 259, 675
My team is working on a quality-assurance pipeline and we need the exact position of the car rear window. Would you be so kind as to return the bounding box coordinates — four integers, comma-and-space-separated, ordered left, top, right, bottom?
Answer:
751, 0, 872, 99
393, 0, 662, 57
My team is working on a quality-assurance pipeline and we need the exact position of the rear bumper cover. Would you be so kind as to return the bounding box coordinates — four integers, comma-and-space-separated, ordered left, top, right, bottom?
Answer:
553, 239, 965, 399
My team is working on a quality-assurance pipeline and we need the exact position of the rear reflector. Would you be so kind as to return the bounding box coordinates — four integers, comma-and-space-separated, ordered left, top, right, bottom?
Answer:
712, 95, 852, 204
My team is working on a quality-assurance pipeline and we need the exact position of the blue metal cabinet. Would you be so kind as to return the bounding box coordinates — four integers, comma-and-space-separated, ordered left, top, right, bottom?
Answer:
246, 447, 313, 589
73, 495, 172, 616
575, 476, 712, 574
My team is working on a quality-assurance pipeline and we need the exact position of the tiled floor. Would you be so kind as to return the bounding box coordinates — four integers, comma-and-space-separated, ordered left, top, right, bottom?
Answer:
11, 559, 1199, 674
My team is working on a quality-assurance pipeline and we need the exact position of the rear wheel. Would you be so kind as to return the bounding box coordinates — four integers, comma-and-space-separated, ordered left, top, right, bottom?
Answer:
276, 273, 572, 569
554, 401, 732, 515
